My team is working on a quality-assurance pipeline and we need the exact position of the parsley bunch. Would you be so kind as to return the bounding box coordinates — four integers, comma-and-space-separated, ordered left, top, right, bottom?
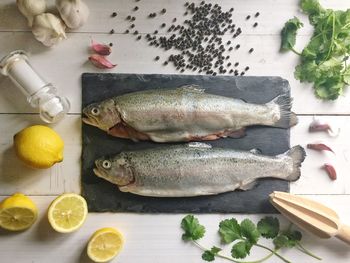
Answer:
181, 215, 321, 263
281, 0, 350, 100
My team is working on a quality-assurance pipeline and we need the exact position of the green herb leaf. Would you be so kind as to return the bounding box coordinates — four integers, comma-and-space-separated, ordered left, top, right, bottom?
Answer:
181, 215, 205, 241
273, 234, 290, 249
202, 246, 222, 262
301, 0, 325, 18
231, 241, 252, 259
257, 217, 280, 239
280, 17, 304, 52
219, 218, 241, 244
240, 219, 260, 244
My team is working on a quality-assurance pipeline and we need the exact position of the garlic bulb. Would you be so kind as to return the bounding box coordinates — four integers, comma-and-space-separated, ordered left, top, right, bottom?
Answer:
32, 13, 67, 47
16, 0, 46, 27
56, 0, 90, 29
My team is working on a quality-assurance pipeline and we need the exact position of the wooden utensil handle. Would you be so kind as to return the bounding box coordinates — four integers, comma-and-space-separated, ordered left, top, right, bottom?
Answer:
336, 224, 350, 245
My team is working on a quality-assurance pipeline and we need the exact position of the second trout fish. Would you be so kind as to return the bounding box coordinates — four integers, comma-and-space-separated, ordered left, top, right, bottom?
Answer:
94, 143, 305, 197
83, 86, 297, 142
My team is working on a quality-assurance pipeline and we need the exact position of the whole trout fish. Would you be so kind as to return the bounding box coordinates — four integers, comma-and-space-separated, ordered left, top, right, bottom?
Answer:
83, 86, 297, 142
93, 143, 305, 197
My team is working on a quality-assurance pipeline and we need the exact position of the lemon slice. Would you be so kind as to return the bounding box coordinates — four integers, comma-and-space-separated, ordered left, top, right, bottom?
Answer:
0, 193, 38, 231
87, 227, 124, 262
48, 193, 88, 233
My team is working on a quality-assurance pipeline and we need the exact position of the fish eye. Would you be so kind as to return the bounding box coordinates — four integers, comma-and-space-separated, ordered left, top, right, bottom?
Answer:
102, 160, 111, 169
91, 107, 100, 116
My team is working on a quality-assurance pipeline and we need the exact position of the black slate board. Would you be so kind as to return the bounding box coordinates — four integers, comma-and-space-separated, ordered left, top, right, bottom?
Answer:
82, 73, 291, 213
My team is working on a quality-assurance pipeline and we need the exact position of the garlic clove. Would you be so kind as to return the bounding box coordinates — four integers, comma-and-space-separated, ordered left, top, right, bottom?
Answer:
17, 0, 46, 27
91, 40, 112, 56
56, 0, 90, 29
32, 13, 67, 47
89, 54, 116, 69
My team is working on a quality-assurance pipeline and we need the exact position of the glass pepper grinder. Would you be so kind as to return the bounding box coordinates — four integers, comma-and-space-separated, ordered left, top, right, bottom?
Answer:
0, 50, 70, 123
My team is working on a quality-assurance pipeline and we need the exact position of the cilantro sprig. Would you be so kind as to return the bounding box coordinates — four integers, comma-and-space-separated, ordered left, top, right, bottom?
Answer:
280, 0, 350, 100
181, 215, 321, 263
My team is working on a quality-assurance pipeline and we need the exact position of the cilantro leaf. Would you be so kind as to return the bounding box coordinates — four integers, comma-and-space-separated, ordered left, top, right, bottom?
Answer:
231, 241, 252, 259
274, 230, 303, 249
257, 217, 280, 239
202, 246, 222, 262
181, 215, 205, 241
301, 0, 325, 17
219, 218, 241, 244
280, 17, 304, 52
240, 219, 260, 244
273, 234, 289, 249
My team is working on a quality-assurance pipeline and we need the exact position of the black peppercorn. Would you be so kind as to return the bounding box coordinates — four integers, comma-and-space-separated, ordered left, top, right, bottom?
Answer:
155, 56, 160, 61
235, 44, 240, 49
253, 22, 258, 27
109, 43, 113, 47
111, 12, 117, 17
161, 23, 166, 27
255, 12, 260, 17
161, 8, 166, 14
134, 6, 139, 11
127, 15, 131, 20
234, 62, 239, 67
110, 29, 115, 34
249, 48, 254, 53
137, 35, 141, 40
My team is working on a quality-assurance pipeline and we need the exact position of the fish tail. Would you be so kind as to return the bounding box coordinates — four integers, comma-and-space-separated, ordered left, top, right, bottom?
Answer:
283, 145, 306, 181
268, 94, 298, 128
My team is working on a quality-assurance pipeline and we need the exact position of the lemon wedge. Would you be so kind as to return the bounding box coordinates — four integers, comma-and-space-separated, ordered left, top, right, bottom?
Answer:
48, 193, 88, 233
87, 227, 124, 262
0, 193, 38, 231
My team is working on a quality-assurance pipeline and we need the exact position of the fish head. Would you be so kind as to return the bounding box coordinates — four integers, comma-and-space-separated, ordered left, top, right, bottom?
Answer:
82, 99, 121, 131
93, 155, 134, 186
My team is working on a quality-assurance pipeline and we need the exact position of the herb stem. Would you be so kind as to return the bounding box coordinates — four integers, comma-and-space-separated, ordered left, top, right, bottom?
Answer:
290, 47, 302, 56
255, 244, 291, 263
296, 242, 322, 260
192, 241, 283, 263
324, 11, 336, 62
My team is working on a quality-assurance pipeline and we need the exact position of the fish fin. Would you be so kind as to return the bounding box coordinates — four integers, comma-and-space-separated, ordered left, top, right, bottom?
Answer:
249, 148, 262, 154
227, 128, 246, 138
177, 85, 205, 93
281, 145, 306, 181
268, 94, 298, 128
239, 180, 258, 191
188, 142, 212, 148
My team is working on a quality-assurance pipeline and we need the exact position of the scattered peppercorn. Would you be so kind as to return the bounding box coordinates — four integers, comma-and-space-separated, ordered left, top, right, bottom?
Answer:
154, 30, 158, 34
125, 29, 129, 33
111, 12, 117, 17
155, 56, 160, 61
130, 24, 135, 28
110, 29, 115, 34
253, 22, 258, 27
249, 48, 254, 53
240, 72, 245, 76
127, 15, 131, 20
234, 62, 239, 67
161, 8, 166, 14
255, 12, 260, 17
134, 30, 138, 35
246, 15, 251, 20
161, 23, 166, 27
134, 6, 139, 11
235, 44, 240, 49
164, 61, 168, 65
131, 16, 136, 21
137, 35, 141, 40
245, 66, 250, 71
173, 18, 177, 23
109, 43, 113, 47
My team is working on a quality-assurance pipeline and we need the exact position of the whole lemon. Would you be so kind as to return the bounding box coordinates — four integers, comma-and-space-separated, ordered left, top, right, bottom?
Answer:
14, 125, 64, 169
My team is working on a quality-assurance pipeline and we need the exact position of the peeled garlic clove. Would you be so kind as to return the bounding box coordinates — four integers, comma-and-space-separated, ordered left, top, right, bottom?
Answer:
89, 54, 116, 69
17, 0, 46, 27
91, 40, 112, 56
56, 0, 90, 29
32, 13, 67, 47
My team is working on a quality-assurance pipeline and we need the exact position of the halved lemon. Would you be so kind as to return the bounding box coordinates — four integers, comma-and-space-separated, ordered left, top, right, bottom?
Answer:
0, 193, 38, 231
87, 227, 124, 262
48, 193, 88, 233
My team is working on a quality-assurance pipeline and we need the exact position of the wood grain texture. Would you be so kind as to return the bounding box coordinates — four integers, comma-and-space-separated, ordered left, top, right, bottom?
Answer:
0, 195, 350, 263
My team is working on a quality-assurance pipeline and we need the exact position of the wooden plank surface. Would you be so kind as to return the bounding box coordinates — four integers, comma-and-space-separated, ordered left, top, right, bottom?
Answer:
1, 0, 350, 262
1, 195, 350, 263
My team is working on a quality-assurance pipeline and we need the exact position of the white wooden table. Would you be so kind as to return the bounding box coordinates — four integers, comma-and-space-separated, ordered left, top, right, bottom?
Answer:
1, 0, 350, 262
